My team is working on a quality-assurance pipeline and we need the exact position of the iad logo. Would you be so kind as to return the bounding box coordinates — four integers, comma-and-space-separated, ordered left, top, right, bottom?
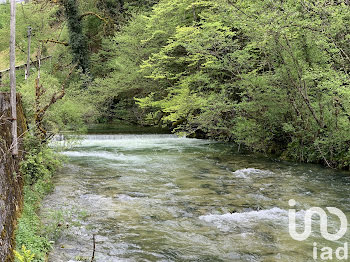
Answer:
288, 199, 348, 260
288, 199, 347, 241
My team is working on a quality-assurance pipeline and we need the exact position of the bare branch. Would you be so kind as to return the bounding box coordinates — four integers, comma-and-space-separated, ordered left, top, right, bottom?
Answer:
40, 39, 69, 46
80, 12, 108, 24
34, 63, 77, 140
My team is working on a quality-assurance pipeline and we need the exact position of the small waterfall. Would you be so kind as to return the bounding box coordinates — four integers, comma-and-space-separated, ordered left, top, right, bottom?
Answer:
84, 134, 177, 140
52, 133, 177, 142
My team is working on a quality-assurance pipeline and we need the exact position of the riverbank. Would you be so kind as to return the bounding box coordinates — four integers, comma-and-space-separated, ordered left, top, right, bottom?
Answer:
14, 139, 62, 261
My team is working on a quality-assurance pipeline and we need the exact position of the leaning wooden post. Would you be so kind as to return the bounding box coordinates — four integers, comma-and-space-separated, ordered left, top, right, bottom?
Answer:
25, 26, 32, 80
10, 0, 18, 156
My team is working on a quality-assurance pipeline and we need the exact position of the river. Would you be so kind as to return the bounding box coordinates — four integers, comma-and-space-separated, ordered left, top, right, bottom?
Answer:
43, 133, 350, 261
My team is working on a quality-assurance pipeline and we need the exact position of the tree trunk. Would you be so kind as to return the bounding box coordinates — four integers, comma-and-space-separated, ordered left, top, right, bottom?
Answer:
10, 0, 18, 156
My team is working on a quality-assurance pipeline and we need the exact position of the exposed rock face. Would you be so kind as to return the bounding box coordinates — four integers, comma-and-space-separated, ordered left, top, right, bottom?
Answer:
0, 93, 26, 262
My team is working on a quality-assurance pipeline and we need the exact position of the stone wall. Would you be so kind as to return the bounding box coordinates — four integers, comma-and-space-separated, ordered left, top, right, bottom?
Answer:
0, 93, 27, 262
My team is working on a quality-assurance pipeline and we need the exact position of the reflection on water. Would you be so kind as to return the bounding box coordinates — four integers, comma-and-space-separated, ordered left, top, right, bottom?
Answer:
43, 134, 350, 261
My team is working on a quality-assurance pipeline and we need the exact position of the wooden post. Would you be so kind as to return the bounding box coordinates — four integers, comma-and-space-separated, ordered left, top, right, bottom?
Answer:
25, 26, 32, 80
10, 0, 18, 156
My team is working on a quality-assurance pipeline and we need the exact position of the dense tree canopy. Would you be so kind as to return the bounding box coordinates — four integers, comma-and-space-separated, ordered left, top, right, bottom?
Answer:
1, 0, 350, 168
98, 0, 350, 168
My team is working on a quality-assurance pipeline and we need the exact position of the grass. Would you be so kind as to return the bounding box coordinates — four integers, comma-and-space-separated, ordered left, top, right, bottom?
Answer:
0, 49, 9, 70
15, 176, 55, 262
14, 141, 64, 262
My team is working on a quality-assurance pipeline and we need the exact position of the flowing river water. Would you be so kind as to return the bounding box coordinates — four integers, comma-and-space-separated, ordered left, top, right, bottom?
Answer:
43, 133, 350, 262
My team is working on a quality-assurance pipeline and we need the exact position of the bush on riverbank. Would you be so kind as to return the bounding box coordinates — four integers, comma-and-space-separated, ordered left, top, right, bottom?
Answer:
15, 136, 63, 262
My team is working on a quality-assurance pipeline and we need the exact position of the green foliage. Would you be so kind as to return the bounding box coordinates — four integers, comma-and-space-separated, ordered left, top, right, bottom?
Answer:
98, 0, 350, 168
89, 14, 158, 122
0, 2, 60, 69
124, 0, 160, 13
15, 180, 52, 262
20, 135, 62, 185
62, 0, 89, 72
90, 0, 205, 123
226, 0, 350, 168
0, 3, 9, 31
2, 0, 350, 169
15, 134, 63, 262
14, 246, 35, 262
18, 69, 96, 135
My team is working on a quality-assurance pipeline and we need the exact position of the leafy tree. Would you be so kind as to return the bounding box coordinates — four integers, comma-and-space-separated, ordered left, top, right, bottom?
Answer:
119, 0, 350, 168
62, 0, 89, 72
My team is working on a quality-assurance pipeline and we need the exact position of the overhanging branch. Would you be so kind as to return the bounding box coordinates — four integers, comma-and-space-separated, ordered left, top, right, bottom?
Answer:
40, 39, 69, 46
80, 12, 108, 24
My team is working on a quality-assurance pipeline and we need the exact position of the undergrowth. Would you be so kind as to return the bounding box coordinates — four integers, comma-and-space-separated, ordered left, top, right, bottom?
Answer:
14, 135, 63, 262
